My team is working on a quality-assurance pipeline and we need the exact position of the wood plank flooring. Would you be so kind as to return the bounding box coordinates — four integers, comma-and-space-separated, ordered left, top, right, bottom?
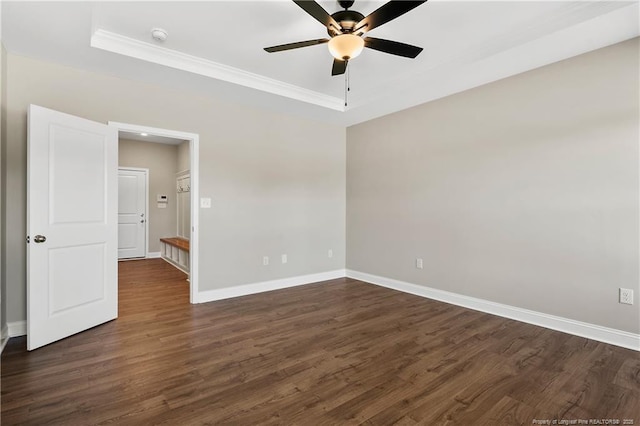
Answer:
2, 259, 639, 425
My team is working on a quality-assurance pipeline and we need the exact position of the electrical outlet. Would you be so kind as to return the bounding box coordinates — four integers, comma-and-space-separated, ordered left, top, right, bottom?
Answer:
416, 258, 423, 269
281, 254, 287, 264
328, 249, 333, 258
619, 288, 634, 305
262, 256, 269, 266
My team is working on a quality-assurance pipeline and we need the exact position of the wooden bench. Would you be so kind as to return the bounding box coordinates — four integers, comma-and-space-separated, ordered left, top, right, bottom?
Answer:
160, 237, 190, 275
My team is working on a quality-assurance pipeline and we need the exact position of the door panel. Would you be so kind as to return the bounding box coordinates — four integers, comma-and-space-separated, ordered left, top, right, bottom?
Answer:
118, 223, 138, 248
117, 169, 146, 259
49, 243, 105, 314
50, 126, 106, 224
28, 104, 118, 351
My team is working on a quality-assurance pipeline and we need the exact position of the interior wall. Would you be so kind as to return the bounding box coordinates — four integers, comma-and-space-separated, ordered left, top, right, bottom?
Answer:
347, 38, 640, 334
4, 53, 346, 323
177, 140, 190, 173
118, 139, 179, 254
0, 39, 7, 336
176, 141, 191, 239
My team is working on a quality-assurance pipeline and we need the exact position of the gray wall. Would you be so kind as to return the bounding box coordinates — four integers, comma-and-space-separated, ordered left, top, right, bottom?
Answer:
347, 38, 639, 334
119, 139, 179, 253
4, 53, 346, 323
177, 140, 190, 173
1, 42, 6, 335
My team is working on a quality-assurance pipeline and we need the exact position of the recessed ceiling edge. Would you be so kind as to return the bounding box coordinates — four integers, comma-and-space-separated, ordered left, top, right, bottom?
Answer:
90, 29, 345, 112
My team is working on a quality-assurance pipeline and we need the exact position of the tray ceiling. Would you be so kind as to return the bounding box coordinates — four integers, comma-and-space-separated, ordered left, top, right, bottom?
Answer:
3, 1, 638, 126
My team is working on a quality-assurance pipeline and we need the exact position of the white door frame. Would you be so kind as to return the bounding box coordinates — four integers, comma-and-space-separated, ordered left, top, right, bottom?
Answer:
109, 121, 200, 304
117, 167, 149, 259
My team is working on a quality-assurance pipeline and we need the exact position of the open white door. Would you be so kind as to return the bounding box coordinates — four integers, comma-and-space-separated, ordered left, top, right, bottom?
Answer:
27, 105, 118, 350
118, 168, 147, 259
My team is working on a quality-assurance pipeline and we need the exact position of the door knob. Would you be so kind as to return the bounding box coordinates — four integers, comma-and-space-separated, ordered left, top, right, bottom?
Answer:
34, 235, 47, 243
140, 220, 145, 223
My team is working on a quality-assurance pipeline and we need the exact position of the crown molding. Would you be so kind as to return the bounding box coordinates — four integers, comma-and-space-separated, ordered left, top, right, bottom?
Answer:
90, 29, 345, 112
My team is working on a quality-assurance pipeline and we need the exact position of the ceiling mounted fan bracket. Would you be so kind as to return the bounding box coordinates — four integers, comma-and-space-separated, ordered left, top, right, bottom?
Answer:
338, 0, 355, 10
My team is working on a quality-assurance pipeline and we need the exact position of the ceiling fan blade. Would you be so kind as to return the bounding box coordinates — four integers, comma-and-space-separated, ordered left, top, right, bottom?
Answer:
355, 1, 427, 33
293, 1, 341, 31
364, 37, 423, 58
331, 59, 347, 76
264, 38, 330, 53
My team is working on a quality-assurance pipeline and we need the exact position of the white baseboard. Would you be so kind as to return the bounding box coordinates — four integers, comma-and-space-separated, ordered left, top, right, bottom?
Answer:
195, 269, 346, 304
8, 320, 27, 338
5, 270, 636, 352
146, 251, 161, 259
1, 324, 8, 353
346, 270, 640, 352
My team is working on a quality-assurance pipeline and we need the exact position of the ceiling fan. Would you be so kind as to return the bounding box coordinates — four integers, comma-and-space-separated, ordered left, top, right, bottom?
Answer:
264, 0, 427, 76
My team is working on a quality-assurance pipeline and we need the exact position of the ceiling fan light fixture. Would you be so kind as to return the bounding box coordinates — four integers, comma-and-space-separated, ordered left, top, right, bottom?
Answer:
328, 34, 364, 60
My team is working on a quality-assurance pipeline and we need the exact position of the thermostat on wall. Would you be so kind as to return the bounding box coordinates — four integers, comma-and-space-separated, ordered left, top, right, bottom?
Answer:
157, 194, 168, 203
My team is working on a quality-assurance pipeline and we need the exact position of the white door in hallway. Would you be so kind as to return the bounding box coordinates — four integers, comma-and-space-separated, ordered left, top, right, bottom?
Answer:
118, 169, 147, 259
27, 105, 118, 350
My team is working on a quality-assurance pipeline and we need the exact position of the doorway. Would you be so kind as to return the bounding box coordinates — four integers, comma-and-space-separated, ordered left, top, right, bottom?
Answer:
27, 105, 201, 350
110, 121, 200, 303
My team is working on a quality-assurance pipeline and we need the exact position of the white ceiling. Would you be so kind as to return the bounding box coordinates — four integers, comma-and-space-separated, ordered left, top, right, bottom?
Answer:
3, 1, 638, 126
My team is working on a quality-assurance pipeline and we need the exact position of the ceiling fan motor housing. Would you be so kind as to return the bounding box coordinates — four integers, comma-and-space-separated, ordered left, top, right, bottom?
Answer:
328, 9, 365, 35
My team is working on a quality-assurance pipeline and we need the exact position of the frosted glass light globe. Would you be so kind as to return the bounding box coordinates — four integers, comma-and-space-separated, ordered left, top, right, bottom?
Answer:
328, 34, 365, 60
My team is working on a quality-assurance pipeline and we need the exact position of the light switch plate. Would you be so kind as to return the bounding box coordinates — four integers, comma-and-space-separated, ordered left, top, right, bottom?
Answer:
200, 197, 212, 208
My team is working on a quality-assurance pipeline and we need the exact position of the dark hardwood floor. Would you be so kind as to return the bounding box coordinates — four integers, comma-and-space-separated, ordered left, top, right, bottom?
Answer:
2, 259, 639, 425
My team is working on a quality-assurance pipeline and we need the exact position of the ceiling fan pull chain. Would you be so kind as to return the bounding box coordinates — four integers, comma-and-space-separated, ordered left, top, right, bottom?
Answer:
344, 62, 348, 107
